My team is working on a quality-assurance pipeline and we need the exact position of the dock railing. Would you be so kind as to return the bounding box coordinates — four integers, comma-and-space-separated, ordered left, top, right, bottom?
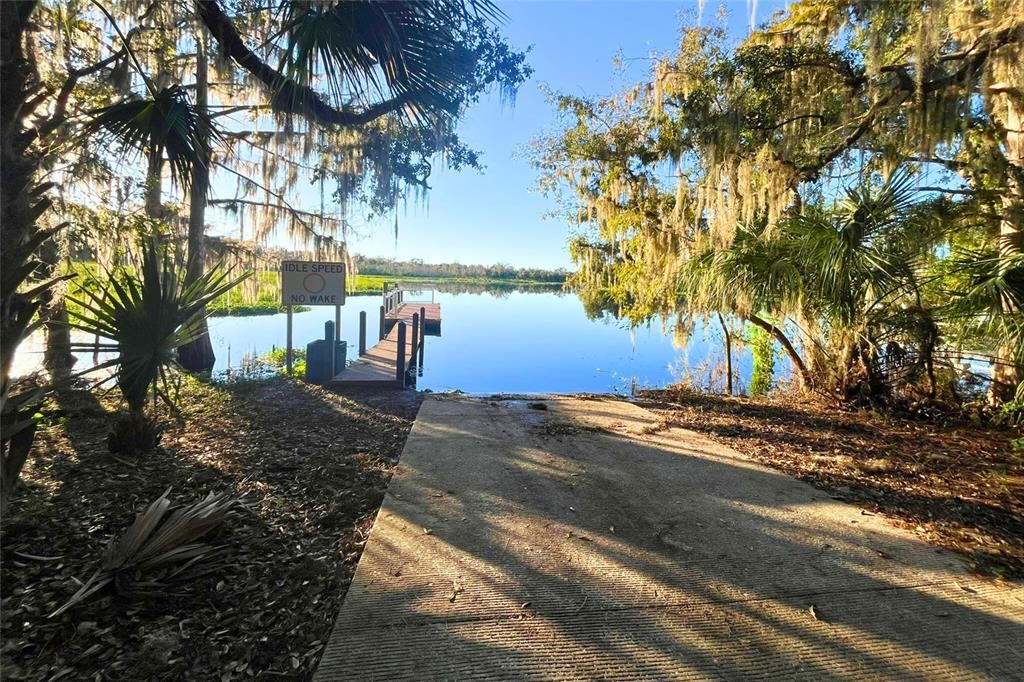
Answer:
382, 283, 402, 314
385, 281, 436, 304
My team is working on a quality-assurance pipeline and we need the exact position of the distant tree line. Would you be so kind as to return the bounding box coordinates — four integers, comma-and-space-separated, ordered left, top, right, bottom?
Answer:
354, 255, 569, 283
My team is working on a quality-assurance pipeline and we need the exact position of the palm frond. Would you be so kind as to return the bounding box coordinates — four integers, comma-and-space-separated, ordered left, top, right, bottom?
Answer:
85, 86, 222, 193
279, 0, 501, 121
942, 246, 1024, 360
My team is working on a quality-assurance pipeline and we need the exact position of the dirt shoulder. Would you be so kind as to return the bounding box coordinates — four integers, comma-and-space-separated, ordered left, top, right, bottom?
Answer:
638, 388, 1024, 579
1, 378, 421, 681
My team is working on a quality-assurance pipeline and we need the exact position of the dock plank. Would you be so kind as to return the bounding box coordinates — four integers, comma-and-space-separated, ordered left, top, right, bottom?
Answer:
385, 302, 441, 335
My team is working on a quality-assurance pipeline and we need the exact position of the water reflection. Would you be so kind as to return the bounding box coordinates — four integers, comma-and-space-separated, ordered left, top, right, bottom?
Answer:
14, 288, 783, 394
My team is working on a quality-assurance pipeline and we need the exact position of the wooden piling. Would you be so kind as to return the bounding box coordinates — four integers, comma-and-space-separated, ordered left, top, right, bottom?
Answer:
419, 306, 426, 367
411, 313, 420, 370
379, 305, 385, 341
396, 322, 407, 385
359, 311, 367, 355
286, 304, 293, 375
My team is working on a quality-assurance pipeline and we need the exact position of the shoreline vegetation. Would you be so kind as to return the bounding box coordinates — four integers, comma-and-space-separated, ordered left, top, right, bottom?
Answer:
208, 274, 565, 316
67, 260, 568, 318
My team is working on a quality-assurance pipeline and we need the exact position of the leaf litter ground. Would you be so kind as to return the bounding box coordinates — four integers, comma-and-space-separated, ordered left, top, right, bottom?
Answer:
1, 378, 421, 681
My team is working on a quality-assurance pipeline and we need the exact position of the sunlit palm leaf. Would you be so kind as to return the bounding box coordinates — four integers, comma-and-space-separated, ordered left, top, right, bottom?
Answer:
944, 247, 1024, 362
679, 220, 802, 318
85, 86, 221, 193
787, 171, 920, 328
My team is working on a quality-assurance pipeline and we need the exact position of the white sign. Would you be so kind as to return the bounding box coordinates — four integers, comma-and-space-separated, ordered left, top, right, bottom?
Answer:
281, 260, 346, 305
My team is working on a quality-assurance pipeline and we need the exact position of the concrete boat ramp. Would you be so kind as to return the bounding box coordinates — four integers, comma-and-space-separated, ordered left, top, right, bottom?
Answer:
316, 395, 1024, 680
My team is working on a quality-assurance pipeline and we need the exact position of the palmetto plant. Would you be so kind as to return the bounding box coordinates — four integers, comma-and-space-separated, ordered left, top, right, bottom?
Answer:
943, 245, 1024, 398
68, 239, 247, 447
788, 173, 920, 330
50, 488, 237, 618
678, 221, 813, 388
676, 172, 941, 396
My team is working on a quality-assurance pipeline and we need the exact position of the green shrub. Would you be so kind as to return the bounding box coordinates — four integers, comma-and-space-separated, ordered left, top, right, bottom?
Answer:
262, 347, 307, 376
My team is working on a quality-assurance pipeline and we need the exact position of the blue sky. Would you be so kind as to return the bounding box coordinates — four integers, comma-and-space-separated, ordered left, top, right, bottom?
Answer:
339, 1, 788, 270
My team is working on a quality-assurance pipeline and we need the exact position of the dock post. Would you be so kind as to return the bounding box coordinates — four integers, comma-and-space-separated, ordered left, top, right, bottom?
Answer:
411, 312, 420, 370
396, 322, 407, 386
379, 305, 385, 340
359, 311, 367, 355
324, 319, 336, 376
419, 305, 426, 367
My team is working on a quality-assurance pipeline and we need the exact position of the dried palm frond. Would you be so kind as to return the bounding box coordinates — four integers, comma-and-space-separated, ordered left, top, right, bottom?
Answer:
50, 489, 237, 618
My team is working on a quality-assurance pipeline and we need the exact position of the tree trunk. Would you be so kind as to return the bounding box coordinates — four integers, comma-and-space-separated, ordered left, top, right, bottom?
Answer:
748, 314, 813, 390
43, 301, 75, 378
41, 236, 75, 379
176, 31, 215, 373
717, 312, 732, 396
991, 95, 1023, 403
1, 0, 43, 515
145, 148, 164, 220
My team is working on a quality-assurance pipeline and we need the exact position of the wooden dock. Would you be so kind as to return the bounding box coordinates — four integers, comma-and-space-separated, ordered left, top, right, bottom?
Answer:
331, 286, 441, 387
385, 302, 441, 335
381, 284, 441, 335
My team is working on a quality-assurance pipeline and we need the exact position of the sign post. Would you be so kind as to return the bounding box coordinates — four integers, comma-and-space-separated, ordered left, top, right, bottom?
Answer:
280, 260, 347, 377
286, 304, 293, 375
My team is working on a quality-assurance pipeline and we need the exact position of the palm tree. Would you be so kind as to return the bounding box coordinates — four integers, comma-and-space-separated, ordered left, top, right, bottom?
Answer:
678, 172, 943, 397
783, 172, 939, 397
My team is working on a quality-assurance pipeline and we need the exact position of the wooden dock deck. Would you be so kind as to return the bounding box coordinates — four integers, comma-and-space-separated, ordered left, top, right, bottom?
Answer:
385, 302, 441, 335
331, 287, 441, 387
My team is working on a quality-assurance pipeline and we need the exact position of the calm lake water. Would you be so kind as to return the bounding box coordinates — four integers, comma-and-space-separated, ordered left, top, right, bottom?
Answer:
15, 289, 787, 394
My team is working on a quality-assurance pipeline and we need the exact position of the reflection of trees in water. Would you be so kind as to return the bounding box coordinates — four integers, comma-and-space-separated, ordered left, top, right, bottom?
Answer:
575, 286, 625, 321
401, 281, 566, 298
